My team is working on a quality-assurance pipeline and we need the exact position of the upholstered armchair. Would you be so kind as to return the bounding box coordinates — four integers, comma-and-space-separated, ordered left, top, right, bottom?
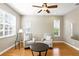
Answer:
23, 33, 34, 48
41, 33, 53, 48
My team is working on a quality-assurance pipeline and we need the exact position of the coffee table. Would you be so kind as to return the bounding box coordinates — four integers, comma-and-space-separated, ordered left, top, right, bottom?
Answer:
30, 43, 49, 56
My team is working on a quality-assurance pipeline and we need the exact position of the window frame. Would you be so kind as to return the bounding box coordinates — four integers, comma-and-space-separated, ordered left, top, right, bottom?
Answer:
53, 19, 60, 37
0, 9, 16, 38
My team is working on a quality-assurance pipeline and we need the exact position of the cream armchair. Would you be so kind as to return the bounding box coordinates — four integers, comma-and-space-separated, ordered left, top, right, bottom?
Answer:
41, 33, 53, 48
23, 33, 34, 48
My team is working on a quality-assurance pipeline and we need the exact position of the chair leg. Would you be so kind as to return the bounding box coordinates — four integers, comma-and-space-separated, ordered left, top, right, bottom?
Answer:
19, 41, 20, 49
15, 41, 16, 49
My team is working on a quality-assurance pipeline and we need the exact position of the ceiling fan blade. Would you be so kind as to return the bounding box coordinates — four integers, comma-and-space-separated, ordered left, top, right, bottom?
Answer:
38, 10, 42, 13
32, 5, 42, 8
46, 10, 50, 13
75, 3, 79, 5
47, 5, 57, 8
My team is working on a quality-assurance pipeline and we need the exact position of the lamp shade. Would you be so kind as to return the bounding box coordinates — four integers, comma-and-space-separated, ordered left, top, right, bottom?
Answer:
18, 29, 23, 33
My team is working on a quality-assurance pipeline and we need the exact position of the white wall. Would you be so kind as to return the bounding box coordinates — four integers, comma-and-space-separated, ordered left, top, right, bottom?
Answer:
64, 6, 79, 48
0, 4, 21, 53
22, 15, 63, 41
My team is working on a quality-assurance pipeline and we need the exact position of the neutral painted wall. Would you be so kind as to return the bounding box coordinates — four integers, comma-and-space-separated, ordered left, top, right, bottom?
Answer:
0, 4, 21, 53
64, 6, 79, 48
22, 15, 63, 41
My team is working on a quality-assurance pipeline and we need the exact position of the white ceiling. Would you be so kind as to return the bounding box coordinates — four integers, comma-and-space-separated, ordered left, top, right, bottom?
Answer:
8, 3, 79, 15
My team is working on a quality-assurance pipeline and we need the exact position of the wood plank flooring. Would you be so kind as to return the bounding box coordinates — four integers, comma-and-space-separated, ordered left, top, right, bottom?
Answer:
1, 43, 79, 56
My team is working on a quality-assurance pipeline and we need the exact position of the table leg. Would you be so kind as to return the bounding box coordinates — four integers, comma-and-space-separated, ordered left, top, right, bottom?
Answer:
39, 52, 41, 56
31, 50, 34, 56
45, 50, 48, 56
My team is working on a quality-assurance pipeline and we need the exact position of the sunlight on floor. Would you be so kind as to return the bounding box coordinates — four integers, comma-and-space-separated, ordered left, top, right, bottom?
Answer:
53, 48, 60, 56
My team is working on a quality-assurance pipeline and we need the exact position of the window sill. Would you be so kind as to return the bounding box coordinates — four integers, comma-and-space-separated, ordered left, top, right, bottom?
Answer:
0, 34, 16, 39
54, 35, 60, 38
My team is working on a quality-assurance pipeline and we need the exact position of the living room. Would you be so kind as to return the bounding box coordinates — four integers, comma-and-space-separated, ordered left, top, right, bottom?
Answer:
0, 2, 79, 56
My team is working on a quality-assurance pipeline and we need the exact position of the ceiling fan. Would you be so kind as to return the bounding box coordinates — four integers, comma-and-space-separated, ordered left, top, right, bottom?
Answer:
32, 3, 58, 13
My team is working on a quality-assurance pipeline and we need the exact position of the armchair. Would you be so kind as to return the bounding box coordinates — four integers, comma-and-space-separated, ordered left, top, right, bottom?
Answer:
41, 33, 53, 48
23, 33, 34, 48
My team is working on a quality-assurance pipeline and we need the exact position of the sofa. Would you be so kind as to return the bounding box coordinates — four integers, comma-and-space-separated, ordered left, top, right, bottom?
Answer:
23, 33, 53, 48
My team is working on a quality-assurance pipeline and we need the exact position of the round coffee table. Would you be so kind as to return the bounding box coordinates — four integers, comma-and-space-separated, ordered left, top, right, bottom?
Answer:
30, 43, 49, 56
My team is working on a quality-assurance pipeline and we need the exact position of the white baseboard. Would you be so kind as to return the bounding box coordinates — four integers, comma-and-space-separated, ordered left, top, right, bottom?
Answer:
64, 42, 79, 51
53, 41, 64, 43
0, 43, 18, 55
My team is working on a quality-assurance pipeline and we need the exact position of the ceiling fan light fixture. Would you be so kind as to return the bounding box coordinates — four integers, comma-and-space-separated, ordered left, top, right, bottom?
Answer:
42, 7, 48, 11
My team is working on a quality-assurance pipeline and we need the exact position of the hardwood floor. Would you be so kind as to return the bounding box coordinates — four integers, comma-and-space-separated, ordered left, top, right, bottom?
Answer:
1, 43, 79, 56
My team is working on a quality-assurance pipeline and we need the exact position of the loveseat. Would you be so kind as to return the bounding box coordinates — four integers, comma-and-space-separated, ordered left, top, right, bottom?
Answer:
23, 33, 53, 48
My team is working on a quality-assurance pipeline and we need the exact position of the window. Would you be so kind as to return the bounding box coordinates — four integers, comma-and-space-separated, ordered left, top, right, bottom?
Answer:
25, 22, 31, 33
0, 9, 16, 38
53, 20, 60, 37
70, 23, 73, 36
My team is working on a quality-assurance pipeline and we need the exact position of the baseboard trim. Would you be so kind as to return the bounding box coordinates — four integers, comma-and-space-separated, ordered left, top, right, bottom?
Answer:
64, 42, 79, 51
53, 41, 64, 43
0, 43, 18, 55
